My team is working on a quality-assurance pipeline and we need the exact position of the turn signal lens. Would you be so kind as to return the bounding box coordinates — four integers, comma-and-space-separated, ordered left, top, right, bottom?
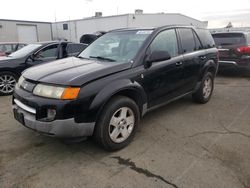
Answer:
61, 87, 80, 100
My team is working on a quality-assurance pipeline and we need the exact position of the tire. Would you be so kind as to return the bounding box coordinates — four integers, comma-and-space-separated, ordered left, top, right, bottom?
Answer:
0, 71, 18, 96
94, 96, 140, 151
192, 72, 214, 104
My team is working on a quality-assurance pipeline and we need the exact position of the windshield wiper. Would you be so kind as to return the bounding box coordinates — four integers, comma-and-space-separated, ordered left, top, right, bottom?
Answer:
89, 56, 116, 62
78, 56, 90, 60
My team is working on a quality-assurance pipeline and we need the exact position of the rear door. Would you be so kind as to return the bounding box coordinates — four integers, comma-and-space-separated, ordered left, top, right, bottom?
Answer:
212, 33, 247, 62
178, 28, 205, 92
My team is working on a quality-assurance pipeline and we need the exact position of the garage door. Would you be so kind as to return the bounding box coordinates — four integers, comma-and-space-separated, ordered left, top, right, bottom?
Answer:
17, 25, 38, 43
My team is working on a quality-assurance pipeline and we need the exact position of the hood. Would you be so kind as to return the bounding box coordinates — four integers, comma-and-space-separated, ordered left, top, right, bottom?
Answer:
0, 56, 22, 66
0, 56, 16, 61
22, 57, 132, 86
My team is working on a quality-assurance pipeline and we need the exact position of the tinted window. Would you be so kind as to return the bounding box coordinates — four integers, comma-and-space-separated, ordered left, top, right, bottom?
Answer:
178, 28, 196, 53
193, 32, 202, 50
35, 44, 58, 59
149, 29, 178, 57
196, 29, 215, 49
212, 33, 246, 46
67, 43, 87, 56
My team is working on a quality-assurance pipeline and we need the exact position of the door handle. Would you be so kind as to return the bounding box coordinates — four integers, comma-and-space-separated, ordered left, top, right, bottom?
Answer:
175, 62, 183, 66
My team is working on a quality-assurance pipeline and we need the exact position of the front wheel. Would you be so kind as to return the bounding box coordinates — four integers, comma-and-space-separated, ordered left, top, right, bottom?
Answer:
94, 96, 140, 151
0, 72, 18, 96
192, 72, 214, 104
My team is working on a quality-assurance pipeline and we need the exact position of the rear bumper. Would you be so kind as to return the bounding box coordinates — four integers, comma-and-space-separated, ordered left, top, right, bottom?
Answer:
219, 61, 238, 69
219, 60, 250, 70
13, 100, 95, 138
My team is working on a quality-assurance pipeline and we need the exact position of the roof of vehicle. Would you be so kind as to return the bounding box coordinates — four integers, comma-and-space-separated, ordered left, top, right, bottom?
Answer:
0, 42, 27, 45
212, 31, 250, 35
109, 25, 205, 33
34, 41, 68, 45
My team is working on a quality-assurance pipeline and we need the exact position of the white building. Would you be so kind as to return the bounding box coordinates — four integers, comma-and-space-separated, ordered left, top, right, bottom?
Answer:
52, 12, 208, 43
0, 19, 52, 43
0, 12, 207, 43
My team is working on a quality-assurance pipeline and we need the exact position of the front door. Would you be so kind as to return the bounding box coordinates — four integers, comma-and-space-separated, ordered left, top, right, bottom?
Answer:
141, 29, 185, 108
27, 44, 59, 67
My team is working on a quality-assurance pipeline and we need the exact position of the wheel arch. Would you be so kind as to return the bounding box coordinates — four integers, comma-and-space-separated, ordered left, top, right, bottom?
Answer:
90, 79, 147, 119
0, 68, 20, 77
199, 59, 217, 81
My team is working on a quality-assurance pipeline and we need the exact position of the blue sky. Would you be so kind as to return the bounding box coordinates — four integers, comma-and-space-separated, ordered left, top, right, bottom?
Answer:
1, 0, 250, 28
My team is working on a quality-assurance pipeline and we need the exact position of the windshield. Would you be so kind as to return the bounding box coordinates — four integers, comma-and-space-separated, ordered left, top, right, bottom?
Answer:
8, 44, 42, 58
78, 30, 153, 63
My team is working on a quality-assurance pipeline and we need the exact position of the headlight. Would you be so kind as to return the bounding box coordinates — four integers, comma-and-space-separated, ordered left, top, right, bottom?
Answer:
33, 84, 80, 100
17, 76, 25, 88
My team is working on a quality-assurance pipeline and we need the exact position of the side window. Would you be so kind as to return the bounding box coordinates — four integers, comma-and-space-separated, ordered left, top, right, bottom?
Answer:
17, 44, 26, 50
149, 29, 179, 58
193, 31, 202, 50
66, 44, 87, 56
196, 29, 215, 49
35, 44, 58, 59
3, 44, 13, 52
178, 28, 196, 53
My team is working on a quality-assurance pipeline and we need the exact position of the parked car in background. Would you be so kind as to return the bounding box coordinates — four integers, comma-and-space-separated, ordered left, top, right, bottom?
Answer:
0, 42, 27, 56
80, 31, 106, 45
212, 31, 250, 71
13, 26, 218, 150
0, 41, 87, 95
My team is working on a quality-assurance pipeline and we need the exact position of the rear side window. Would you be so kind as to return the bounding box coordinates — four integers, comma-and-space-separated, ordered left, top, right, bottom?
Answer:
67, 43, 87, 56
178, 28, 196, 53
212, 33, 246, 46
196, 29, 215, 49
149, 29, 179, 57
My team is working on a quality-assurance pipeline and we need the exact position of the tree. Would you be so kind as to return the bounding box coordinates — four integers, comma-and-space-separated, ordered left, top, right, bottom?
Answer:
226, 22, 233, 28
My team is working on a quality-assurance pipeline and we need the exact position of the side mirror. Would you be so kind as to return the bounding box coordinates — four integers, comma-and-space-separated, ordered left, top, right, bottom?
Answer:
26, 54, 35, 63
147, 50, 171, 64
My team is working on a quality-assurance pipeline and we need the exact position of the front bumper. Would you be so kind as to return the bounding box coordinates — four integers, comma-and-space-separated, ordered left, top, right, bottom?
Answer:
13, 99, 95, 138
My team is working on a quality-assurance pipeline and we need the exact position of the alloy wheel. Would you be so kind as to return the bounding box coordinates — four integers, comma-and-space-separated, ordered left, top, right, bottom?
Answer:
0, 74, 16, 94
203, 77, 212, 99
109, 107, 135, 143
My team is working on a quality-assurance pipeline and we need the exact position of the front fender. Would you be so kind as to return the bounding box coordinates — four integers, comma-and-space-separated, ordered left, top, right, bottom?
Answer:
90, 79, 147, 111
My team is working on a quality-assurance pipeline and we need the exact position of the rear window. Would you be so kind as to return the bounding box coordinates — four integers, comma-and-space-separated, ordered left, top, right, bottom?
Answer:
196, 29, 215, 49
212, 33, 246, 46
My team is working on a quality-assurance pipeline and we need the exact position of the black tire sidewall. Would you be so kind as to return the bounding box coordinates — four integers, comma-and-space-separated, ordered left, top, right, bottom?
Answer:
94, 96, 140, 151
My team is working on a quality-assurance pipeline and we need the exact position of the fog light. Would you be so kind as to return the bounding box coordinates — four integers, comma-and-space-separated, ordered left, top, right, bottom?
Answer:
47, 109, 56, 121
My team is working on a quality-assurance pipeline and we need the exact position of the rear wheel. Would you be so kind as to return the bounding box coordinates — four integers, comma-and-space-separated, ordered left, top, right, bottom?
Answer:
94, 96, 140, 151
192, 72, 214, 104
0, 72, 18, 96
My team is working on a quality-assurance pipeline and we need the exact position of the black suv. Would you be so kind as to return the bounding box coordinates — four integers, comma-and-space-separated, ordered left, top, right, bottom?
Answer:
212, 31, 250, 70
13, 26, 218, 150
0, 41, 87, 95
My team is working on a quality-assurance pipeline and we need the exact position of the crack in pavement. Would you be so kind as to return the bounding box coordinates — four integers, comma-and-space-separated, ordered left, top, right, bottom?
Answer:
175, 104, 250, 184
112, 156, 178, 188
189, 130, 250, 139
189, 123, 250, 139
